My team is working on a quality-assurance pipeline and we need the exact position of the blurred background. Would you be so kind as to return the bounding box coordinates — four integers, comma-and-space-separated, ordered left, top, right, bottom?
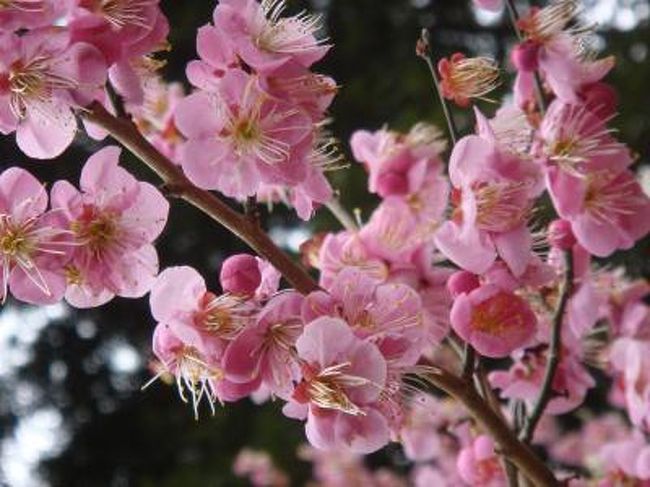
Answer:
0, 0, 648, 485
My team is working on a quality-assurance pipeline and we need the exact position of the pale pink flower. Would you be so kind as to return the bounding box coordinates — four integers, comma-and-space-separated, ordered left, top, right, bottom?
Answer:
512, 2, 614, 107
213, 0, 329, 75
435, 112, 542, 276
547, 167, 650, 257
233, 448, 289, 487
0, 28, 107, 158
185, 22, 238, 91
450, 283, 537, 358
175, 69, 313, 198
50, 146, 168, 307
537, 100, 632, 178
472, 0, 502, 11
456, 435, 506, 487
610, 338, 650, 431
0, 167, 69, 304
283, 316, 389, 454
596, 430, 650, 484
223, 291, 303, 397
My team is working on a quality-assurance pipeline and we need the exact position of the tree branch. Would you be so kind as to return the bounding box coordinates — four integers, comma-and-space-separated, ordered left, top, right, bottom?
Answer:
423, 365, 559, 486
81, 102, 319, 295
520, 250, 574, 443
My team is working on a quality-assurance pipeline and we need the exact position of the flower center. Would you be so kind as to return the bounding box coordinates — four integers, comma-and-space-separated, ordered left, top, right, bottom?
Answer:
81, 0, 149, 28
255, 0, 324, 54
293, 361, 370, 416
71, 207, 119, 256
471, 292, 527, 336
195, 292, 253, 340
473, 181, 530, 233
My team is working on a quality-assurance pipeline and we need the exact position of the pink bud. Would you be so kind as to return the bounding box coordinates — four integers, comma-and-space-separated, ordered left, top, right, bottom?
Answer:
511, 41, 540, 72
376, 171, 409, 197
220, 254, 261, 295
447, 271, 480, 298
547, 219, 576, 250
581, 82, 618, 120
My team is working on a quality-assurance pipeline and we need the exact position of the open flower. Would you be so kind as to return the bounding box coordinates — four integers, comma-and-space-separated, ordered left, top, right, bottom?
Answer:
283, 317, 389, 454
0, 29, 107, 158
438, 53, 500, 108
0, 167, 69, 304
450, 283, 537, 358
51, 146, 169, 307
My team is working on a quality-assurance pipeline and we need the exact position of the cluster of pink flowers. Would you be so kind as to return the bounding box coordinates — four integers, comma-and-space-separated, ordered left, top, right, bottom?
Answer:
0, 146, 168, 307
174, 0, 336, 219
1, 0, 649, 484
0, 0, 169, 158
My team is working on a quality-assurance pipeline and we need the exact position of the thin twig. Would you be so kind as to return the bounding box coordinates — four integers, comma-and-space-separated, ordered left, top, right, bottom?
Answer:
422, 365, 559, 486
520, 250, 574, 443
462, 343, 476, 380
81, 102, 319, 295
416, 28, 459, 145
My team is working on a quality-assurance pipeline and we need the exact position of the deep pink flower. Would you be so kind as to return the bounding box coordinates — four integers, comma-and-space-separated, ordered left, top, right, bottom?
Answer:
50, 146, 168, 307
547, 167, 650, 257
435, 111, 542, 276
450, 284, 537, 358
223, 291, 304, 397
0, 167, 69, 304
175, 69, 313, 198
213, 0, 329, 75
0, 28, 107, 158
220, 253, 262, 296
283, 316, 389, 454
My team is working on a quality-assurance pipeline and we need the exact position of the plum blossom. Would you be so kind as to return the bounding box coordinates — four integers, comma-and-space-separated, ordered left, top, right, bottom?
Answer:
610, 338, 650, 431
50, 146, 169, 307
213, 0, 330, 75
0, 28, 107, 158
0, 0, 68, 31
0, 167, 69, 304
456, 435, 505, 487
450, 283, 537, 358
175, 69, 313, 198
437, 53, 500, 107
283, 316, 390, 454
512, 0, 615, 107
435, 110, 542, 276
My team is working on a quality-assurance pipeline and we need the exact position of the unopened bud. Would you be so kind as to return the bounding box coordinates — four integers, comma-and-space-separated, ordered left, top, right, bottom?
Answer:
447, 271, 480, 298
220, 254, 261, 295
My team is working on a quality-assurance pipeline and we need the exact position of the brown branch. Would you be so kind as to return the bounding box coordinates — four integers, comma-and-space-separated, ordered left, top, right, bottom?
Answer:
424, 366, 559, 487
81, 102, 319, 295
520, 250, 574, 443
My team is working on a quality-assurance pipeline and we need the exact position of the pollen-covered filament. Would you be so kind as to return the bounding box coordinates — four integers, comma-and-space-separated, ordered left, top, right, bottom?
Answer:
5, 56, 76, 118
196, 292, 253, 340
71, 206, 120, 258
294, 361, 370, 416
584, 172, 645, 225
173, 346, 223, 418
256, 0, 325, 54
474, 181, 530, 233
0, 0, 43, 11
79, 0, 150, 28
517, 0, 579, 43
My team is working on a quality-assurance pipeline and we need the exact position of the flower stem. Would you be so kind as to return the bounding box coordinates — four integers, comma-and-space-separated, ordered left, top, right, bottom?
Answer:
81, 102, 319, 295
520, 250, 574, 443
416, 28, 459, 145
326, 197, 358, 231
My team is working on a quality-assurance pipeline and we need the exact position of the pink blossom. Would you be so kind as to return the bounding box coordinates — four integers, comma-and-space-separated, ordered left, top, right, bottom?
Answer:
450, 284, 537, 358
50, 146, 168, 307
233, 449, 289, 487
537, 100, 632, 178
220, 253, 262, 296
0, 167, 69, 304
547, 167, 650, 257
0, 28, 107, 158
513, 3, 614, 107
213, 0, 329, 75
435, 110, 542, 276
596, 430, 650, 485
175, 69, 313, 198
283, 317, 389, 454
223, 291, 303, 397
610, 338, 650, 430
472, 0, 503, 12
456, 435, 506, 487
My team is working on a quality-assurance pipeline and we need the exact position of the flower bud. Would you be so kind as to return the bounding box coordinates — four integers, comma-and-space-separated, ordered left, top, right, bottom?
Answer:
547, 219, 576, 250
447, 271, 480, 298
511, 41, 540, 72
220, 254, 261, 295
